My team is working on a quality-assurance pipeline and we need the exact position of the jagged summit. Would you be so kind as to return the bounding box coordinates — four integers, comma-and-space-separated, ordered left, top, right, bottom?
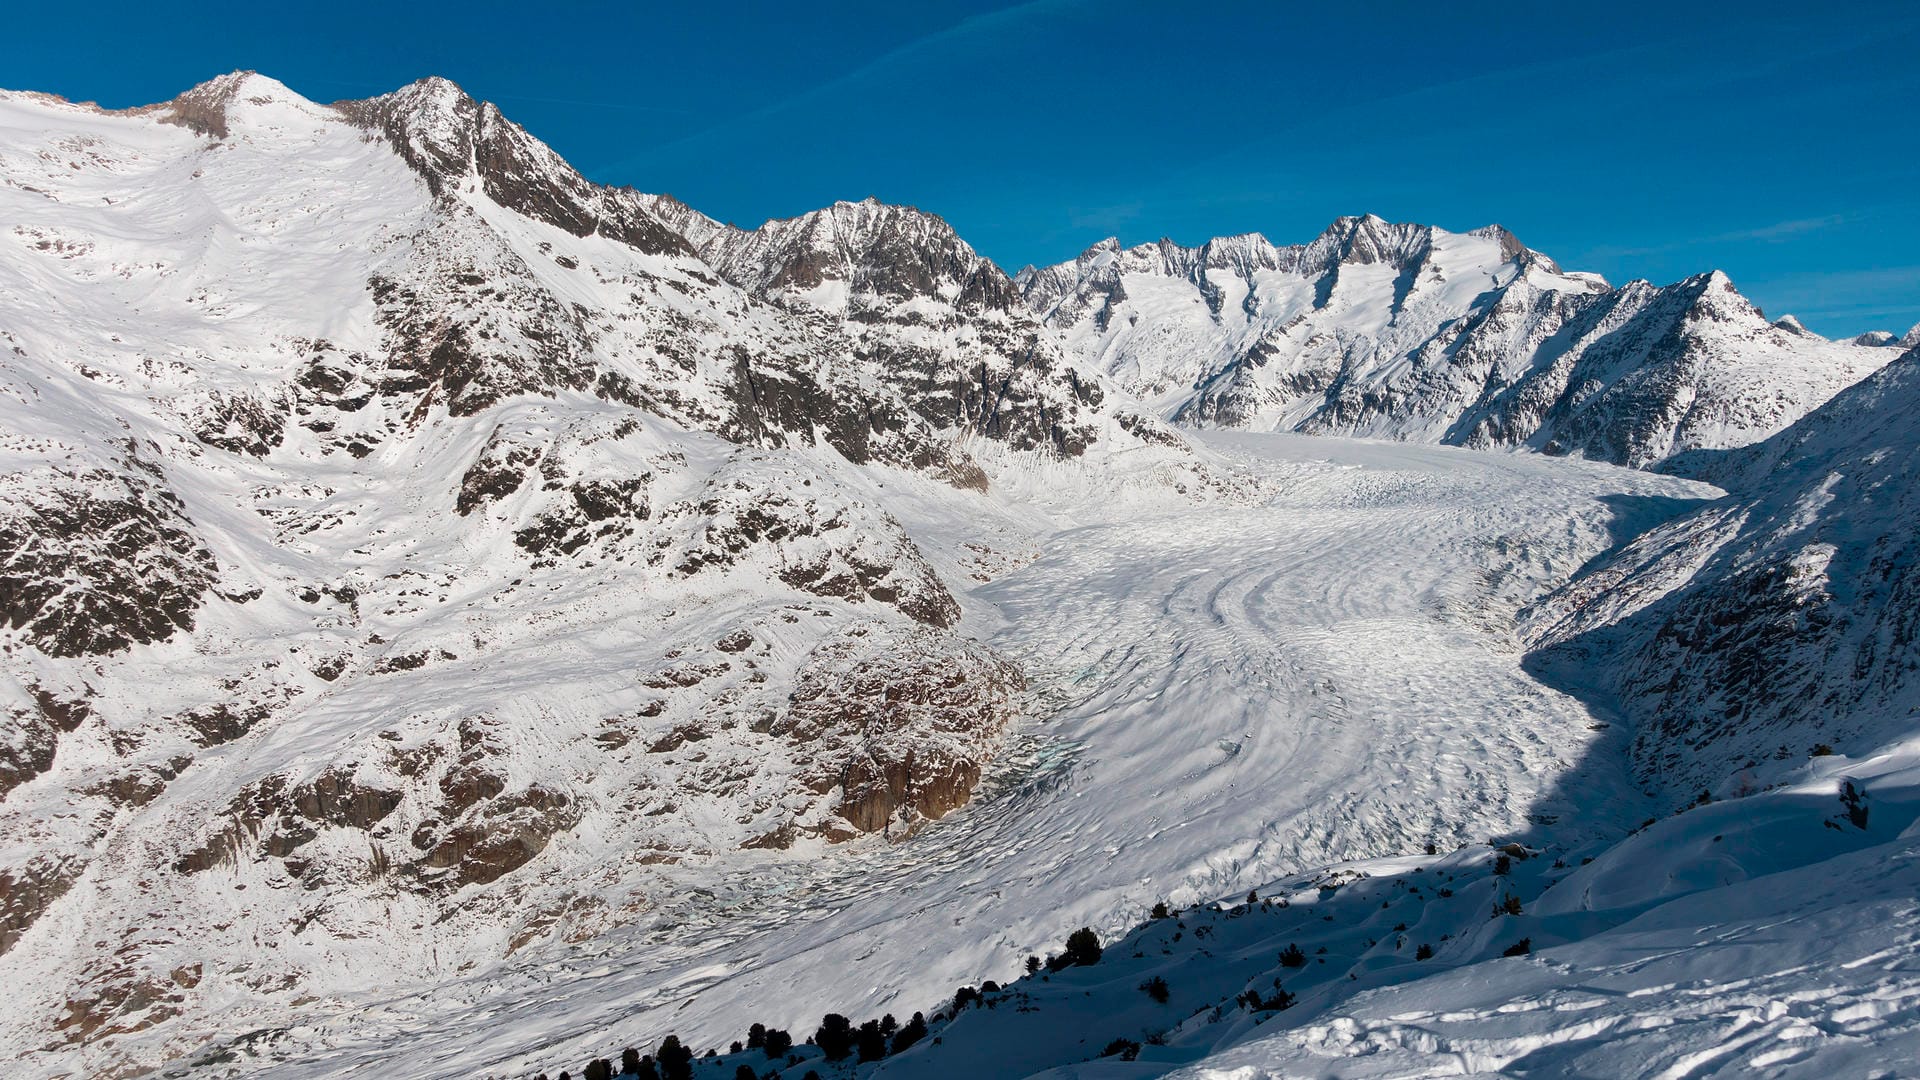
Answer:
651, 192, 1020, 311
333, 75, 693, 256
1023, 215, 1887, 469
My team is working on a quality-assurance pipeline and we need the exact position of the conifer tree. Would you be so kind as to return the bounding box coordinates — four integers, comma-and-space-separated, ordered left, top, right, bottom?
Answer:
857, 1018, 887, 1062
814, 1014, 855, 1061
657, 1036, 693, 1080
891, 1012, 928, 1055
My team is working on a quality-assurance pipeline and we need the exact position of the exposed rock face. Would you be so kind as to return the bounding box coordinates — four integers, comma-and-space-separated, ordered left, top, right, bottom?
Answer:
186, 390, 288, 456
336, 78, 692, 258
0, 454, 217, 658
0, 856, 80, 955
1526, 347, 1920, 802
650, 196, 1110, 462
1023, 216, 1888, 472
456, 424, 544, 515
779, 621, 1025, 834
653, 455, 961, 627
366, 227, 599, 418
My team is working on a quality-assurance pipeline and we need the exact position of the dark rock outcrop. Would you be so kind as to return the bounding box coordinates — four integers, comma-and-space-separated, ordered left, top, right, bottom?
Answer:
0, 452, 217, 658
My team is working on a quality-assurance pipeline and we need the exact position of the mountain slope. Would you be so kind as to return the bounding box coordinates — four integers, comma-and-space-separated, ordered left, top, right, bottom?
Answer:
1524, 345, 1920, 803
0, 71, 1205, 1077
1021, 215, 1891, 471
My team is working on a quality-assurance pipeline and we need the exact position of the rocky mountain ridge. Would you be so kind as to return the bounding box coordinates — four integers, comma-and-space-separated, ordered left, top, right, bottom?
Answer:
1524, 344, 1920, 803
1021, 215, 1894, 472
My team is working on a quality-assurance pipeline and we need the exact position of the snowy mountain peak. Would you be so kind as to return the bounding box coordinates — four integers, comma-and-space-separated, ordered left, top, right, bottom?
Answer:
1902, 321, 1920, 348
656, 192, 1019, 312
1465, 222, 1563, 273
334, 76, 691, 256
148, 69, 318, 139
1299, 213, 1437, 273
1023, 215, 1887, 467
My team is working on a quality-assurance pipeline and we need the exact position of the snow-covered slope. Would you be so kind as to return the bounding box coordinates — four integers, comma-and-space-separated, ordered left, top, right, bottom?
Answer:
511, 674, 1920, 1080
0, 71, 1206, 1076
1525, 345, 1920, 805
1020, 215, 1891, 471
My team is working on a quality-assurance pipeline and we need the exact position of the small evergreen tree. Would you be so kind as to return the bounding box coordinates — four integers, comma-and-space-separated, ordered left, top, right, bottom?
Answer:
1842, 779, 1870, 828
814, 1014, 855, 1061
880, 1013, 898, 1036
730, 1041, 743, 1054
1139, 975, 1170, 1003
733, 1067, 756, 1080
1503, 937, 1532, 957
1278, 943, 1306, 968
1493, 893, 1523, 918
891, 1012, 928, 1055
621, 1047, 642, 1075
584, 1059, 614, 1080
1025, 954, 1042, 974
1062, 927, 1103, 967
857, 1019, 887, 1062
762, 1029, 792, 1059
747, 1022, 766, 1050
1415, 943, 1434, 960
657, 1036, 693, 1080
1493, 854, 1512, 875
1151, 901, 1171, 919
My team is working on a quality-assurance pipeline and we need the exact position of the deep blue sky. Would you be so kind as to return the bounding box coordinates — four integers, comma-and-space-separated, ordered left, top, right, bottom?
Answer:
8, 1, 1918, 336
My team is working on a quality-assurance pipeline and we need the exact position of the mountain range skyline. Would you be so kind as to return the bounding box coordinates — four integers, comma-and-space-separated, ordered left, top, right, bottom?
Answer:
8, 0, 1919, 337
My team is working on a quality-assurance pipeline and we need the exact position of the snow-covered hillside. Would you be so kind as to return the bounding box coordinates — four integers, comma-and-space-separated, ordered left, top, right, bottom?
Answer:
3, 68, 1917, 1080
1020, 216, 1894, 471
1525, 345, 1920, 805
0, 71, 1199, 1076
535, 738, 1920, 1080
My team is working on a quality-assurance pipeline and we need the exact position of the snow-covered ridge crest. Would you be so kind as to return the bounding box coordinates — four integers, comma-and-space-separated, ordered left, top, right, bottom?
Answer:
644, 193, 1020, 313
1024, 214, 1889, 472
332, 75, 694, 257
